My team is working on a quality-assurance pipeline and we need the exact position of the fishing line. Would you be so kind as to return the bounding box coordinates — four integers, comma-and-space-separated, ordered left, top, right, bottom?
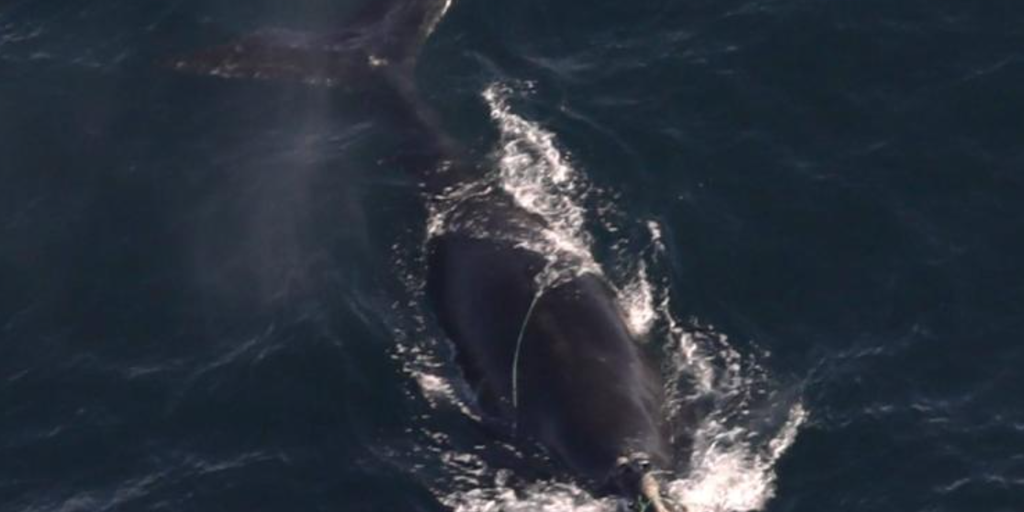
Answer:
637, 496, 651, 512
511, 289, 543, 412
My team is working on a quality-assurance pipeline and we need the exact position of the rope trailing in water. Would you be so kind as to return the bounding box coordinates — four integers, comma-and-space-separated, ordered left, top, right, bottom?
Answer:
511, 289, 543, 412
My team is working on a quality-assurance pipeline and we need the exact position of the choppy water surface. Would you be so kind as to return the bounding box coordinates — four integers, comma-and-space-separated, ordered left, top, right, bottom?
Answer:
2, 1, 1023, 512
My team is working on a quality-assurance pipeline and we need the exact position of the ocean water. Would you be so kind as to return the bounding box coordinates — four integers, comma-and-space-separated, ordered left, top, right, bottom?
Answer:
2, 1, 1023, 511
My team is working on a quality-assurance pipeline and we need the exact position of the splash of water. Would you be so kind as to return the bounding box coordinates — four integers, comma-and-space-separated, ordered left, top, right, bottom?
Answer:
621, 260, 658, 338
667, 404, 808, 512
482, 82, 600, 281
446, 480, 620, 512
616, 222, 807, 512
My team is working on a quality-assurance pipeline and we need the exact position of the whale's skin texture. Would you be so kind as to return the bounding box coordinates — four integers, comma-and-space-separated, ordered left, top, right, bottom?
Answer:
427, 232, 670, 487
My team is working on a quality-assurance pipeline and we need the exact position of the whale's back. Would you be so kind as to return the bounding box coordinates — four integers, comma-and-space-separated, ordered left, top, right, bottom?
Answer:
427, 233, 669, 485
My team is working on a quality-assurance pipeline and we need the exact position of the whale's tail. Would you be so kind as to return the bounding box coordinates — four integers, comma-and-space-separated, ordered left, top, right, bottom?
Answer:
168, 0, 453, 88
168, 0, 469, 190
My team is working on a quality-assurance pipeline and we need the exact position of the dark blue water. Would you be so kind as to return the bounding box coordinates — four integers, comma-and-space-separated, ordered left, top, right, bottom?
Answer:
2, 1, 1023, 511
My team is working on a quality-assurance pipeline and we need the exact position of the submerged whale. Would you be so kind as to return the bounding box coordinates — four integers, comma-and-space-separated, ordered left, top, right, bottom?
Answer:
174, 1, 682, 510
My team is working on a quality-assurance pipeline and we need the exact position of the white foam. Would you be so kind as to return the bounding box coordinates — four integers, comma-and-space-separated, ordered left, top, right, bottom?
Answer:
620, 260, 657, 338
482, 82, 600, 281
668, 403, 807, 512
445, 480, 619, 512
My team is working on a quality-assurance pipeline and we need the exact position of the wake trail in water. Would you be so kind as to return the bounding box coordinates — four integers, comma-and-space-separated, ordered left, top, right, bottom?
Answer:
391, 82, 807, 512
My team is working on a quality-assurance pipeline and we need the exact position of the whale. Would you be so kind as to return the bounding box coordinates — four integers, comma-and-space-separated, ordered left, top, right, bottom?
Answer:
428, 211, 677, 511
172, 1, 682, 510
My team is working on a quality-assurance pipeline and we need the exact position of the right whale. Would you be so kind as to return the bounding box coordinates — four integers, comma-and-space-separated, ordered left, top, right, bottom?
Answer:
427, 197, 682, 512
172, 1, 687, 509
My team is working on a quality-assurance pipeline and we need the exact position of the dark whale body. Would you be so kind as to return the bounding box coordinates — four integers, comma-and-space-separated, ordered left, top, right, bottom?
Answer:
174, 0, 680, 508
428, 231, 670, 486
423, 196, 676, 509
